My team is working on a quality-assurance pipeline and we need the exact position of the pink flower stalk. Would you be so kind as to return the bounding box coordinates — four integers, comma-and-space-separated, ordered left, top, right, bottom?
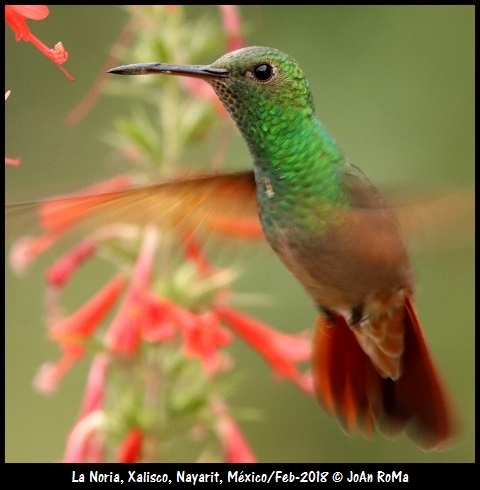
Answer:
105, 226, 158, 355
219, 5, 245, 52
212, 397, 256, 463
5, 5, 74, 81
216, 306, 314, 394
117, 428, 144, 463
64, 17, 137, 126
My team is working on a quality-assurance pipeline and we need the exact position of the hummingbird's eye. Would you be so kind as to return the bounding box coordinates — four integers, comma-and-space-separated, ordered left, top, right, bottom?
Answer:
251, 63, 275, 83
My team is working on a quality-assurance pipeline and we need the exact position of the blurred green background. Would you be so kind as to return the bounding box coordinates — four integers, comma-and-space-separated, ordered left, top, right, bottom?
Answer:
5, 6, 474, 463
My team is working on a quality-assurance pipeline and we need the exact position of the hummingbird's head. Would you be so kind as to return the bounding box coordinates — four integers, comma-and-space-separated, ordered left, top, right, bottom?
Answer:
108, 47, 321, 165
108, 46, 315, 135
207, 46, 315, 115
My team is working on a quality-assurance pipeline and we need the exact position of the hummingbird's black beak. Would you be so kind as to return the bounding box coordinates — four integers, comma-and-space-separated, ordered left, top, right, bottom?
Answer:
107, 62, 229, 80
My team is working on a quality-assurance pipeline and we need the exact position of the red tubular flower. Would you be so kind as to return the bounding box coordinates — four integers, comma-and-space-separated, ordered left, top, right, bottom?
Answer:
216, 306, 314, 394
35, 275, 126, 394
212, 397, 256, 463
49, 273, 128, 347
34, 345, 84, 395
10, 233, 60, 275
117, 428, 143, 463
46, 238, 96, 287
172, 306, 232, 376
140, 294, 177, 343
5, 5, 74, 81
104, 287, 145, 355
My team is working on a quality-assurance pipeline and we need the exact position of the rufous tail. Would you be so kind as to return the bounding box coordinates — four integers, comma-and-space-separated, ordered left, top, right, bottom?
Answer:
312, 296, 455, 449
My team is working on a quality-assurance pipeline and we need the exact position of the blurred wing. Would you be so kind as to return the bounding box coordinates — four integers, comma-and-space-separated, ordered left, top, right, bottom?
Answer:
341, 162, 474, 250
341, 163, 388, 210
7, 170, 263, 241
391, 187, 474, 250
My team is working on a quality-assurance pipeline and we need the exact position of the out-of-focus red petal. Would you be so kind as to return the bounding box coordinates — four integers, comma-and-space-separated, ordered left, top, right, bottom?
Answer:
117, 428, 143, 463
104, 290, 144, 355
216, 306, 313, 393
46, 238, 96, 287
6, 5, 50, 21
173, 306, 232, 375
10, 233, 59, 275
140, 294, 177, 343
49, 273, 128, 345
213, 397, 256, 463
5, 156, 21, 166
33, 344, 84, 395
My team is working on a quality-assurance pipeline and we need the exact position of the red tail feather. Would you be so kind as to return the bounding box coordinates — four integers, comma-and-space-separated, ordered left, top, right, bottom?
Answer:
312, 296, 455, 449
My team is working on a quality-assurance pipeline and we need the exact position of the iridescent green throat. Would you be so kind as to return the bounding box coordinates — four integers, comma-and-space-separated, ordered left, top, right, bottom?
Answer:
211, 76, 347, 230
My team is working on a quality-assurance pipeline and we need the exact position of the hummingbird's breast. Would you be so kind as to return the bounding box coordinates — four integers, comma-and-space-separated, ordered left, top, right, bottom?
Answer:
259, 190, 413, 313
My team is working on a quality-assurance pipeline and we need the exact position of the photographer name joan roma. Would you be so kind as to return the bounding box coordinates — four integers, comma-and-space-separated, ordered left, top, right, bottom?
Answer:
347, 471, 409, 482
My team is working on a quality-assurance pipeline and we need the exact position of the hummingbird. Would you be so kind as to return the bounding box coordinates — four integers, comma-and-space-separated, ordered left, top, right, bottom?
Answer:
21, 46, 455, 449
